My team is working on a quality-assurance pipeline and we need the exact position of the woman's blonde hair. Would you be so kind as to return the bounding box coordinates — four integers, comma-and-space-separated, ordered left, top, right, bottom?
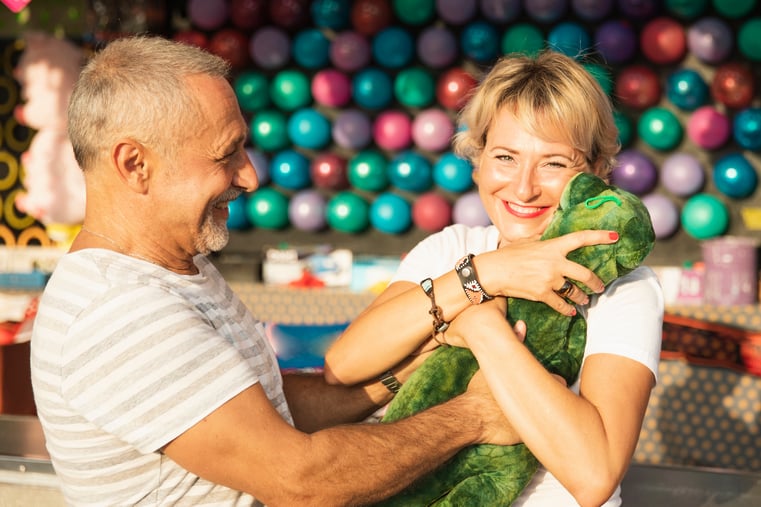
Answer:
452, 51, 619, 180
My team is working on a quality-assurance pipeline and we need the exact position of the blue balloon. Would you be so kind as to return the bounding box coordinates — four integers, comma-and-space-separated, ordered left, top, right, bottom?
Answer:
370, 193, 412, 234
713, 153, 758, 198
433, 152, 474, 192
388, 150, 433, 192
666, 68, 709, 111
733, 107, 761, 150
372, 26, 414, 68
292, 28, 330, 69
460, 21, 499, 63
227, 194, 250, 230
270, 149, 311, 190
352, 68, 393, 109
287, 108, 331, 149
547, 21, 592, 57
246, 148, 270, 186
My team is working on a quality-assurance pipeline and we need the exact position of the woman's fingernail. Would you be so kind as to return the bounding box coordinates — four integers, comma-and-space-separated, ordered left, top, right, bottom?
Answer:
609, 232, 619, 241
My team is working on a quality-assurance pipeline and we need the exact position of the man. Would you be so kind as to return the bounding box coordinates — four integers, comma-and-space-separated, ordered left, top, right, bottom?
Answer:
30, 36, 511, 506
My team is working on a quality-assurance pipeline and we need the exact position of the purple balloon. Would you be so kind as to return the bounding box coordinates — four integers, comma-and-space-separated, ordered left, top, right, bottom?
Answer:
330, 31, 371, 72
246, 148, 270, 187
289, 190, 327, 232
437, 0, 478, 24
250, 27, 291, 69
660, 152, 705, 197
188, 0, 229, 30
617, 0, 660, 20
523, 0, 568, 23
453, 191, 491, 226
332, 109, 372, 150
641, 193, 680, 239
687, 17, 733, 64
595, 20, 637, 64
479, 0, 521, 22
571, 0, 613, 21
612, 149, 658, 195
417, 26, 458, 68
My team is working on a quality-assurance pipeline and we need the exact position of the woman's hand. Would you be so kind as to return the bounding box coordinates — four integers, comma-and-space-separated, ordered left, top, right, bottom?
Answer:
482, 229, 619, 316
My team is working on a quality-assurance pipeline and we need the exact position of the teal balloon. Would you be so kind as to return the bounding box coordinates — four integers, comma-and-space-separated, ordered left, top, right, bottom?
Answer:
394, 67, 435, 108
713, 153, 758, 198
388, 150, 433, 192
270, 149, 311, 190
681, 193, 729, 240
287, 108, 331, 149
270, 70, 312, 111
352, 68, 393, 109
348, 149, 389, 192
292, 28, 330, 68
251, 110, 289, 152
327, 191, 370, 233
614, 110, 633, 147
392, 0, 434, 25
501, 23, 544, 56
227, 194, 250, 230
234, 71, 269, 112
433, 152, 473, 192
738, 18, 761, 61
246, 187, 290, 229
370, 193, 412, 234
637, 107, 683, 150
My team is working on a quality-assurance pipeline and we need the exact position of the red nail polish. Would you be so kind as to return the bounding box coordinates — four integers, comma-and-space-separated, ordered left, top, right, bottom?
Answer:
609, 232, 619, 241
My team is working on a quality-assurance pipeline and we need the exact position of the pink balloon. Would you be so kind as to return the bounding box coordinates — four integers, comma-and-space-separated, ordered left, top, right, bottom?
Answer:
373, 110, 412, 151
312, 69, 351, 107
412, 108, 455, 152
687, 106, 730, 150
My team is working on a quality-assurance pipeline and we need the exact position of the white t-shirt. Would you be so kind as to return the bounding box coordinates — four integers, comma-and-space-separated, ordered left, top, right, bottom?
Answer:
392, 224, 664, 506
31, 250, 289, 506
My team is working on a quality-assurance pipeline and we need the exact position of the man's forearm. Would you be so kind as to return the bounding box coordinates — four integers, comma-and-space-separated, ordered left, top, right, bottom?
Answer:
283, 371, 392, 432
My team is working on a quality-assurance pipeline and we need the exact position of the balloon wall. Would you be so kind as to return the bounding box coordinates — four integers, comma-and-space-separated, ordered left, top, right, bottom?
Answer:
2, 0, 761, 266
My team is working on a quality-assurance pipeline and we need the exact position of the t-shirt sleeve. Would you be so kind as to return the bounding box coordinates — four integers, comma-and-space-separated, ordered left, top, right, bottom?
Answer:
582, 266, 664, 380
61, 284, 259, 453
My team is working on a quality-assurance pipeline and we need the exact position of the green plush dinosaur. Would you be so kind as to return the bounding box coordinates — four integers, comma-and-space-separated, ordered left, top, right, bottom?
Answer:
377, 172, 655, 506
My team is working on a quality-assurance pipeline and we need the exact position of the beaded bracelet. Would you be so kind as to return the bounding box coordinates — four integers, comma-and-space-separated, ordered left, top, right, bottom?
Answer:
454, 254, 494, 305
420, 277, 449, 345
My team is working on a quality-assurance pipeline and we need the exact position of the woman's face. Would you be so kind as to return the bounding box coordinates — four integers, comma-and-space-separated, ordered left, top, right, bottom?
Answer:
474, 108, 588, 244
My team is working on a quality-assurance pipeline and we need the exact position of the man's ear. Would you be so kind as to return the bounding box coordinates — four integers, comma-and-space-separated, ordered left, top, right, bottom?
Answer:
112, 139, 149, 193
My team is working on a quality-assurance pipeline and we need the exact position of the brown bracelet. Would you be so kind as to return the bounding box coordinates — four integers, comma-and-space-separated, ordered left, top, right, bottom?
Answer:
420, 278, 449, 345
454, 254, 494, 305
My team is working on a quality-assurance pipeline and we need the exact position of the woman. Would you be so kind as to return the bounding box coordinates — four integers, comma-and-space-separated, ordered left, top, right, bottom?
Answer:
324, 51, 663, 506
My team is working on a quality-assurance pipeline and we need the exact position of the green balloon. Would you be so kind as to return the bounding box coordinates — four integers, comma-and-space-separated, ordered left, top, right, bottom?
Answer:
327, 191, 370, 233
348, 149, 389, 192
250, 110, 289, 152
234, 71, 269, 112
246, 187, 290, 229
584, 63, 612, 96
614, 110, 633, 148
738, 18, 761, 61
665, 0, 709, 19
712, 0, 756, 18
637, 107, 683, 151
392, 0, 434, 25
681, 193, 729, 240
501, 23, 545, 57
270, 70, 312, 111
394, 67, 435, 108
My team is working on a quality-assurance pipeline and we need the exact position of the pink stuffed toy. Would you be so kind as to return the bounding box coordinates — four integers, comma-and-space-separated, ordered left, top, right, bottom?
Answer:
13, 32, 86, 243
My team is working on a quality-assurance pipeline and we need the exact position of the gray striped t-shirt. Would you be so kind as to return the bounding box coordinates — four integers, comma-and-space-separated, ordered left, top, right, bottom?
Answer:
31, 250, 290, 506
